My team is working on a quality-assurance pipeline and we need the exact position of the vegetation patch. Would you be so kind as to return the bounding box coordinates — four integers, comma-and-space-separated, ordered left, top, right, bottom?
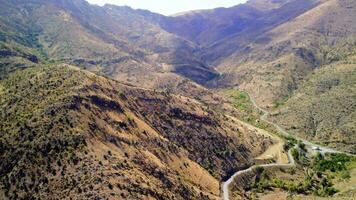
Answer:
314, 153, 352, 172
273, 95, 290, 109
220, 88, 275, 132
272, 56, 356, 153
247, 153, 356, 198
223, 89, 251, 111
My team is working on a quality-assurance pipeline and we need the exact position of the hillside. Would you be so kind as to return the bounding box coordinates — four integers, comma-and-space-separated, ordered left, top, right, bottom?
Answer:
271, 55, 356, 153
210, 0, 356, 106
0, 0, 355, 199
0, 0, 217, 86
1, 0, 354, 102
155, 0, 316, 45
0, 65, 273, 199
160, 0, 356, 153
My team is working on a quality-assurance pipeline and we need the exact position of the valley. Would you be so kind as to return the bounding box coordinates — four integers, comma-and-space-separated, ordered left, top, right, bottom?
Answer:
0, 0, 355, 199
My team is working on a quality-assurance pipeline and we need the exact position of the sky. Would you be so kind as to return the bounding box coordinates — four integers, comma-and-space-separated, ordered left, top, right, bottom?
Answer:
86, 0, 248, 15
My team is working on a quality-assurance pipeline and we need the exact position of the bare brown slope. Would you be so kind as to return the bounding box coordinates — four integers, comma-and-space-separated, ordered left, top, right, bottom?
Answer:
0, 0, 218, 86
270, 55, 356, 153
157, 0, 319, 48
0, 65, 272, 200
212, 0, 356, 107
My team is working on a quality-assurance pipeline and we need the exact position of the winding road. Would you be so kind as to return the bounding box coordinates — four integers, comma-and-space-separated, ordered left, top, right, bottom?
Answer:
249, 95, 348, 155
222, 147, 295, 200
221, 92, 353, 200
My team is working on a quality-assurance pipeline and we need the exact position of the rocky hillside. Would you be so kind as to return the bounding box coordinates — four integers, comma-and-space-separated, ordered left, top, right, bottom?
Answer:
0, 0, 217, 86
155, 0, 356, 152
1, 0, 354, 104
271, 54, 356, 153
209, 0, 356, 106
0, 65, 272, 199
0, 0, 355, 198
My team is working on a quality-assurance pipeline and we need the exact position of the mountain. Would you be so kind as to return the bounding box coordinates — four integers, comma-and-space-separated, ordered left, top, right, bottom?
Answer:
271, 54, 356, 153
148, 0, 356, 152
201, 0, 356, 153
146, 0, 355, 108
2, 0, 354, 104
156, 0, 318, 46
207, 0, 356, 106
0, 0, 355, 199
0, 0, 217, 86
0, 65, 272, 199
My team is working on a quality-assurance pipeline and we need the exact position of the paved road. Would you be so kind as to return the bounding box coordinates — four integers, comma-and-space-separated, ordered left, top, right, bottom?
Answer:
222, 146, 295, 200
222, 92, 354, 200
248, 94, 350, 155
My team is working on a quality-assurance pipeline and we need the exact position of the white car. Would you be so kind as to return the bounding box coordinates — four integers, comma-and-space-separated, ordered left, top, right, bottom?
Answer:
312, 146, 321, 151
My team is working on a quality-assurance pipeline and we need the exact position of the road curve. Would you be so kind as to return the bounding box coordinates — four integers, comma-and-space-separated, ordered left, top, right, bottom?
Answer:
221, 94, 297, 200
222, 92, 354, 200
222, 146, 295, 200
248, 94, 351, 155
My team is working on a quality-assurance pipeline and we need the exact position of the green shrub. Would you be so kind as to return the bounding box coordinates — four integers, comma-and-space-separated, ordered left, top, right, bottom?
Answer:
340, 171, 351, 180
316, 187, 339, 197
314, 154, 351, 172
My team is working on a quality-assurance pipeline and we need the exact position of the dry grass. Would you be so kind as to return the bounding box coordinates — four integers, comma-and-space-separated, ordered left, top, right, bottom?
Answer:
272, 60, 356, 153
0, 65, 275, 199
227, 115, 289, 164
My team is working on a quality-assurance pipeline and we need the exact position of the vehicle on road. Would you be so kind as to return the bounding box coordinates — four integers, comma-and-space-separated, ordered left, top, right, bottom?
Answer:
312, 146, 321, 151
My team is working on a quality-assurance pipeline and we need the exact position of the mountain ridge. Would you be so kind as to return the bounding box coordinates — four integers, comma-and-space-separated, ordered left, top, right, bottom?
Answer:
0, 64, 272, 199
0, 0, 355, 199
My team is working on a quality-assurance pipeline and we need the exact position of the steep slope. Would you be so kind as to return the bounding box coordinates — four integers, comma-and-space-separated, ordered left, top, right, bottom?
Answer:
211, 0, 356, 106
0, 65, 272, 199
0, 0, 217, 85
155, 0, 356, 154
156, 0, 319, 47
158, 5, 263, 46
136, 0, 355, 110
1, 0, 354, 103
271, 54, 356, 153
